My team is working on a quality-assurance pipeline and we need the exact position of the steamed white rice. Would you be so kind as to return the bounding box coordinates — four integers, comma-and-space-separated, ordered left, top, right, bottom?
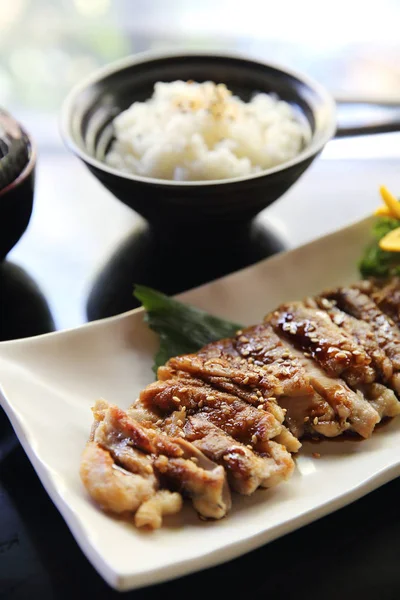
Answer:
105, 81, 310, 182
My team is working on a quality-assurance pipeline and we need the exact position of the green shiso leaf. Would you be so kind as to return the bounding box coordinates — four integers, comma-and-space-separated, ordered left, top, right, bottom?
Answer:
134, 285, 243, 375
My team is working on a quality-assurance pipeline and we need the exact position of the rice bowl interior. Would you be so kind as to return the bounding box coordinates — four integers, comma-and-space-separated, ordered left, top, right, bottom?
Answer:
105, 80, 311, 182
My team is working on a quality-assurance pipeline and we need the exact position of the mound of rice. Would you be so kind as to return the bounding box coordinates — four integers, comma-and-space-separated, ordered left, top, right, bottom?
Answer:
105, 81, 310, 182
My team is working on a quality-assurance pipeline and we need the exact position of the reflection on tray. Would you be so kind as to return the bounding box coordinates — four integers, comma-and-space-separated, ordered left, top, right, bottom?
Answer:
0, 261, 55, 342
86, 218, 286, 322
0, 261, 55, 461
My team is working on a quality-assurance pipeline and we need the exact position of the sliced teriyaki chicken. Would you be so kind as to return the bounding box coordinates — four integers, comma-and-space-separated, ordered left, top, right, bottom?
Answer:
139, 370, 300, 452
80, 400, 231, 526
81, 277, 400, 529
273, 339, 379, 438
171, 414, 293, 494
360, 278, 400, 327
164, 324, 345, 440
267, 301, 375, 387
325, 287, 400, 393
234, 323, 346, 438
306, 296, 394, 384
307, 296, 400, 418
167, 327, 313, 401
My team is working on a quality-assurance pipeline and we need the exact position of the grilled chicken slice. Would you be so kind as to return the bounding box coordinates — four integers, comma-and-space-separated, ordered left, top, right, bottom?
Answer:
278, 392, 342, 438
80, 442, 158, 516
308, 296, 400, 416
325, 287, 400, 392
275, 341, 380, 438
154, 438, 231, 520
234, 324, 314, 396
139, 372, 299, 449
163, 323, 343, 441
307, 297, 394, 384
82, 400, 231, 523
235, 323, 349, 438
162, 325, 355, 441
365, 278, 400, 327
181, 415, 294, 494
357, 382, 400, 419
167, 326, 313, 404
134, 490, 184, 529
268, 302, 375, 387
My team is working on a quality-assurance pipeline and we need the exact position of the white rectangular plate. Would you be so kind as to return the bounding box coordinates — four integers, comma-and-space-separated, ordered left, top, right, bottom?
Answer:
1, 216, 399, 591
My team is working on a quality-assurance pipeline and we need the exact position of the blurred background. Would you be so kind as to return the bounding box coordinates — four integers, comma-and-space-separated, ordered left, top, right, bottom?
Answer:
1, 0, 400, 329
2, 0, 400, 149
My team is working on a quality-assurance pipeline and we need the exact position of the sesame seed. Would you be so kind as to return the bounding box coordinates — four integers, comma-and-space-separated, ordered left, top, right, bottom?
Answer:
333, 314, 345, 326
256, 390, 262, 397
313, 417, 318, 425
236, 330, 243, 336
248, 357, 254, 364
251, 434, 258, 444
304, 352, 311, 358
172, 396, 181, 404
304, 416, 310, 422
243, 376, 250, 385
247, 444, 253, 449
145, 464, 153, 474
198, 400, 204, 408
190, 456, 198, 463
223, 455, 230, 461
310, 337, 319, 343
257, 405, 264, 410
157, 455, 168, 468
281, 352, 289, 359
239, 336, 249, 343
268, 397, 276, 402
176, 419, 183, 426
156, 419, 163, 426
207, 395, 215, 401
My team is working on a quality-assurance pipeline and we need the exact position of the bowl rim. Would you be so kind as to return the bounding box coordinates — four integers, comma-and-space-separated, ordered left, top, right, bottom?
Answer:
60, 49, 337, 188
0, 126, 36, 198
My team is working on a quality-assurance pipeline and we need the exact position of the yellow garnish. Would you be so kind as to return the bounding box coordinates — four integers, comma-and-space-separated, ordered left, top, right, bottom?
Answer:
374, 205, 392, 217
379, 227, 400, 252
378, 185, 400, 219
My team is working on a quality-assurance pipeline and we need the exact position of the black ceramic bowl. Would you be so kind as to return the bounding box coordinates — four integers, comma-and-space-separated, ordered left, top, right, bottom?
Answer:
60, 51, 336, 227
0, 110, 36, 261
